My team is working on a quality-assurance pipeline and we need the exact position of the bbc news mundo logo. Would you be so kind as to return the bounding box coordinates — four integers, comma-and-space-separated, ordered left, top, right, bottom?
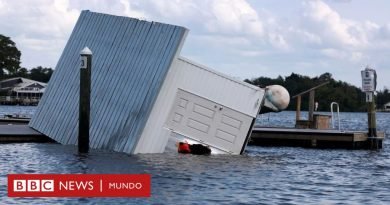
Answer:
8, 174, 151, 197
14, 180, 54, 192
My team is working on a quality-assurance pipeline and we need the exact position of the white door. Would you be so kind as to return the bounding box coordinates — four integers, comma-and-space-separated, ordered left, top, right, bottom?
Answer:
165, 89, 254, 154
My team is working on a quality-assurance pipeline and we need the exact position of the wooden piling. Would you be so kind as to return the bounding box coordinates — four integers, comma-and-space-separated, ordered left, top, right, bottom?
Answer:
367, 92, 378, 149
308, 90, 315, 122
367, 96, 377, 137
292, 81, 329, 128
360, 67, 380, 149
79, 47, 92, 153
296, 95, 301, 121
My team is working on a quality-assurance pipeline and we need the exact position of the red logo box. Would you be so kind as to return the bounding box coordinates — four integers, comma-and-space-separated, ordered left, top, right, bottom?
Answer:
8, 174, 151, 197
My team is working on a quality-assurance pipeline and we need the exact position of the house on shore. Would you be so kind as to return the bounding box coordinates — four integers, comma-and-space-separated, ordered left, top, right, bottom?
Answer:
384, 102, 390, 112
0, 77, 47, 105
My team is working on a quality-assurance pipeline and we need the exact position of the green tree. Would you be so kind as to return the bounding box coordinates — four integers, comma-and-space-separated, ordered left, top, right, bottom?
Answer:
245, 72, 379, 112
16, 67, 29, 78
29, 66, 53, 83
317, 72, 332, 82
377, 88, 390, 108
0, 34, 21, 77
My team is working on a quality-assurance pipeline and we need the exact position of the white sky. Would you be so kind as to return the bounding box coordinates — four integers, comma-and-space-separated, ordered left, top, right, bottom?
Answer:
1, 0, 389, 89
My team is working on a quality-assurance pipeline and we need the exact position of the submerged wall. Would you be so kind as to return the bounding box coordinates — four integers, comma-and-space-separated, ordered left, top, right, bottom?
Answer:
29, 11, 187, 153
134, 57, 264, 154
30, 10, 267, 155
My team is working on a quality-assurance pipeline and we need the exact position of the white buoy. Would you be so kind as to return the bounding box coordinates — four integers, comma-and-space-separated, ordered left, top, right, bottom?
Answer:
260, 85, 290, 113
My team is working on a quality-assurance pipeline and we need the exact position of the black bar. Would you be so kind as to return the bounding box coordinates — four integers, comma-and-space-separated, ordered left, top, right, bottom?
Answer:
240, 118, 256, 154
79, 53, 91, 153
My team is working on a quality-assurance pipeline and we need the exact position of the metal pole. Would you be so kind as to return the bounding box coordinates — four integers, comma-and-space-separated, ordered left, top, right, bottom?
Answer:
79, 47, 92, 153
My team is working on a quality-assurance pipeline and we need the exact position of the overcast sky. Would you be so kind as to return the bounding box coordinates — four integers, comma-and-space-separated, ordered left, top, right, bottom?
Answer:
1, 0, 390, 89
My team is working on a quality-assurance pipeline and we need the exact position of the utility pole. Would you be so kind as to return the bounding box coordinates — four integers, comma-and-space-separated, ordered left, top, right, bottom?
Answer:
79, 47, 92, 153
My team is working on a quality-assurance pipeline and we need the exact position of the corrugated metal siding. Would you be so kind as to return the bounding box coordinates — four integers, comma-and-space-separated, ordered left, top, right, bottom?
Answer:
134, 57, 264, 153
29, 11, 187, 153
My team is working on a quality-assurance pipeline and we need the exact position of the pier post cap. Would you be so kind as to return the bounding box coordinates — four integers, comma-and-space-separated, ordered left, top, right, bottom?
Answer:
365, 65, 374, 71
80, 47, 92, 55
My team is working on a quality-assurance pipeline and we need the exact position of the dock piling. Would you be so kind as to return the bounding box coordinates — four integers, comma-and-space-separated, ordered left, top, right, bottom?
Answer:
292, 82, 329, 128
79, 47, 92, 153
296, 95, 301, 121
308, 90, 315, 122
361, 66, 379, 149
367, 93, 379, 149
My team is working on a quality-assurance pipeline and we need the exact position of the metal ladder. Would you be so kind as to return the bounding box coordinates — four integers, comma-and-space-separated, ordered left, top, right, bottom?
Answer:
330, 102, 341, 131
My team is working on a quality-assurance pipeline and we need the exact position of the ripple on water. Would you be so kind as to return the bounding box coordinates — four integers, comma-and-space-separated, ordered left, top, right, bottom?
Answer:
0, 110, 390, 204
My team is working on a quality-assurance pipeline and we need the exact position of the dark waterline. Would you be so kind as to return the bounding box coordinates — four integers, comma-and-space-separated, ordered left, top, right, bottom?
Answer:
1, 107, 389, 204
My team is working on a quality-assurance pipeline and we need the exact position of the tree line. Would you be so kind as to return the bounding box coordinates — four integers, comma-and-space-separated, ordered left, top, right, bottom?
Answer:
245, 72, 390, 112
0, 34, 53, 83
2, 34, 390, 111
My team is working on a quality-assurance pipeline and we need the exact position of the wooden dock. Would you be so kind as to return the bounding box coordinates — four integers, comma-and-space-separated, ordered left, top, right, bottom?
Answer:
0, 118, 30, 125
0, 123, 385, 149
0, 125, 53, 143
249, 127, 385, 149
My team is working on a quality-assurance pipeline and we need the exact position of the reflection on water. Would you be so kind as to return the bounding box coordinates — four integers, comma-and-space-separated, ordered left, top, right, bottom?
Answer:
0, 105, 36, 118
0, 107, 390, 204
2, 142, 390, 204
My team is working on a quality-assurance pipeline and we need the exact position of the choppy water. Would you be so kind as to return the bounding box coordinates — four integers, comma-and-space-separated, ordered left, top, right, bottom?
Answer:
1, 106, 389, 204
0, 105, 36, 118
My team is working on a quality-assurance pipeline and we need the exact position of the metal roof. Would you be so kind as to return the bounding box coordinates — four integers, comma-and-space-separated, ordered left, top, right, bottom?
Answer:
29, 10, 187, 153
0, 77, 47, 93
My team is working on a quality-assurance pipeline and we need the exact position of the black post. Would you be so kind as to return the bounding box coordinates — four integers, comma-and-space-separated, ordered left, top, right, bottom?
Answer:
367, 93, 377, 137
79, 47, 92, 153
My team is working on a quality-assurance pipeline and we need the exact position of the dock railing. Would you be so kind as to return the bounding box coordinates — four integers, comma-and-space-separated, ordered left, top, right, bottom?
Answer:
330, 102, 341, 131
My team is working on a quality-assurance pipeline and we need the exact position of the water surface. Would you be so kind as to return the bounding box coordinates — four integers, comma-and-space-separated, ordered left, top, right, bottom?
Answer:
1, 107, 389, 204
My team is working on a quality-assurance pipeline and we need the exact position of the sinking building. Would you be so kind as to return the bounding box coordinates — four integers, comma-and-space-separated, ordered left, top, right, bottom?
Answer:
30, 11, 288, 154
135, 57, 264, 154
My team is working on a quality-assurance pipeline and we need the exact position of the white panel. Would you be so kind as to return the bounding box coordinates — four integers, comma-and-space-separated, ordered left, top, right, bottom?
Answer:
134, 57, 264, 154
221, 114, 242, 129
179, 98, 188, 108
173, 113, 183, 123
193, 104, 215, 119
216, 129, 236, 143
187, 119, 210, 133
165, 89, 254, 154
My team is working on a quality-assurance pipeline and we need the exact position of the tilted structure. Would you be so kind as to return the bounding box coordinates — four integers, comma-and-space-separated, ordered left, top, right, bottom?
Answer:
30, 11, 273, 154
